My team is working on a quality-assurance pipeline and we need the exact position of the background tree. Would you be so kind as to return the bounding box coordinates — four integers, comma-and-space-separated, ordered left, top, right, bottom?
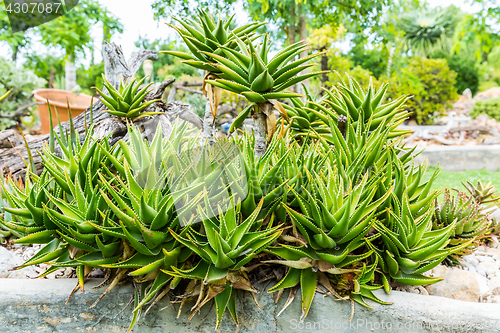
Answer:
0, 1, 30, 62
396, 6, 459, 58
37, 0, 123, 91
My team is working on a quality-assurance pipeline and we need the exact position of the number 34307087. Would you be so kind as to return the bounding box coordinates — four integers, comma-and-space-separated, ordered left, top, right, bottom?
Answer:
5, 2, 62, 14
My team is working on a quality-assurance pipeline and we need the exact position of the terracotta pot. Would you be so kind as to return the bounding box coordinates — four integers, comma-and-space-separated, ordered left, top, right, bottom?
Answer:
33, 89, 93, 134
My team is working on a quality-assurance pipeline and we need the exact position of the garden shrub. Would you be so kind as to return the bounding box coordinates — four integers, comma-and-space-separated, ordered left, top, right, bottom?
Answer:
386, 57, 458, 124
446, 54, 480, 96
349, 44, 388, 79
326, 52, 382, 89
0, 57, 46, 130
471, 97, 500, 122
478, 45, 500, 91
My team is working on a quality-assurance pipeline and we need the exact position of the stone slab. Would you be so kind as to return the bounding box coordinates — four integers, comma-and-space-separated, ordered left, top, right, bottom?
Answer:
1, 278, 500, 332
413, 145, 500, 171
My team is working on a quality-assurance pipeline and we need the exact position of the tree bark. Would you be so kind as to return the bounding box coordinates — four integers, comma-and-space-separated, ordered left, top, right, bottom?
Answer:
320, 47, 328, 88
202, 101, 216, 145
288, 3, 296, 46
386, 44, 395, 78
298, 5, 309, 94
254, 103, 271, 159
287, 3, 297, 94
12, 44, 18, 63
65, 58, 77, 91
0, 42, 202, 180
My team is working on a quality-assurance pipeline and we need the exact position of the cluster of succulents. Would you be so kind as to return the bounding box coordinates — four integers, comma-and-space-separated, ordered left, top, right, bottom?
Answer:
2, 12, 499, 333
433, 189, 490, 255
431, 181, 500, 263
283, 77, 411, 141
0, 75, 480, 331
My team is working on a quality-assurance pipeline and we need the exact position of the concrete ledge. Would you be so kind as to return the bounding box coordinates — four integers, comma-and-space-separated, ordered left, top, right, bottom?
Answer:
413, 145, 500, 171
1, 278, 500, 332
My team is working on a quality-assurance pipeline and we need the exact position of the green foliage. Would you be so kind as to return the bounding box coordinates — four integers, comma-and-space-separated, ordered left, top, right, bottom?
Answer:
478, 46, 500, 91
37, 0, 122, 60
386, 57, 458, 124
76, 63, 105, 96
446, 54, 480, 95
152, 0, 390, 45
0, 57, 46, 130
134, 36, 200, 81
23, 54, 64, 87
0, 1, 30, 61
23, 54, 105, 95
471, 97, 500, 122
349, 43, 389, 79
453, 11, 500, 63
327, 52, 383, 89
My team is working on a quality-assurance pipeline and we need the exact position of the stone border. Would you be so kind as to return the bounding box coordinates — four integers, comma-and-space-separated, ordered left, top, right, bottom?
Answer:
1, 278, 500, 332
413, 145, 500, 171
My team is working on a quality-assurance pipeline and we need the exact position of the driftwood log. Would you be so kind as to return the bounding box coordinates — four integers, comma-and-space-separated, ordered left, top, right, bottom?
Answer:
0, 42, 202, 180
448, 125, 500, 137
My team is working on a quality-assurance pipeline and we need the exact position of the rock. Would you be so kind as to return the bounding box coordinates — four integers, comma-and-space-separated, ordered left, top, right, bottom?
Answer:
463, 255, 479, 267
426, 264, 448, 277
395, 285, 429, 295
474, 273, 491, 295
486, 248, 500, 257
486, 207, 500, 224
425, 269, 481, 302
459, 260, 476, 273
463, 88, 472, 100
463, 254, 475, 261
477, 261, 498, 277
476, 254, 495, 262
488, 277, 500, 291
450, 95, 473, 116
473, 87, 500, 102
2, 279, 500, 333
477, 265, 487, 276
0, 247, 23, 277
0, 247, 37, 279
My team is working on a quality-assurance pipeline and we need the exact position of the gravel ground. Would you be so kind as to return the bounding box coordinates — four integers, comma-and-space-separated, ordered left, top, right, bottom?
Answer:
0, 242, 74, 279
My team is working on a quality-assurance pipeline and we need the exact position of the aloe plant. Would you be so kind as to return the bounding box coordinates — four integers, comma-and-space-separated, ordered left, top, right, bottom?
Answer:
205, 34, 326, 157
284, 75, 412, 141
264, 165, 393, 319
168, 199, 282, 329
95, 75, 162, 121
432, 189, 490, 259
162, 10, 263, 144
0, 114, 196, 331
369, 153, 475, 286
463, 180, 500, 205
